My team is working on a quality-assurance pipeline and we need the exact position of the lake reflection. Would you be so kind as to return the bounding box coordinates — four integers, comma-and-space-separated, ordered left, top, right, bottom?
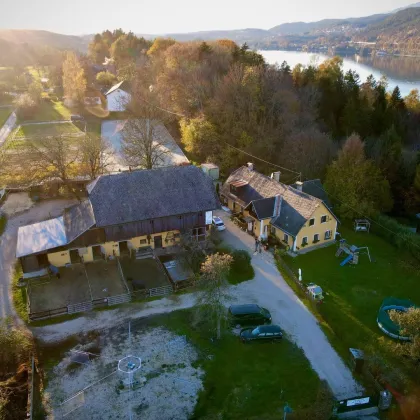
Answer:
260, 50, 420, 97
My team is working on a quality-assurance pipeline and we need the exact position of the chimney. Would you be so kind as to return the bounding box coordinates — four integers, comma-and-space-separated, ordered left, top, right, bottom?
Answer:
273, 195, 282, 217
296, 181, 303, 191
247, 162, 254, 171
271, 171, 281, 182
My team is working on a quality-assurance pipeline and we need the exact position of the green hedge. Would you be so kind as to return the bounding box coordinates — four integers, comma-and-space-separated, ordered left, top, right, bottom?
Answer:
215, 246, 255, 285
372, 214, 420, 261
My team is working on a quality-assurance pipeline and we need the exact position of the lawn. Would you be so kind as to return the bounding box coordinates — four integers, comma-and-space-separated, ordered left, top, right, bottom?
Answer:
152, 309, 330, 419
13, 122, 81, 138
0, 108, 12, 127
18, 100, 71, 123
284, 226, 420, 370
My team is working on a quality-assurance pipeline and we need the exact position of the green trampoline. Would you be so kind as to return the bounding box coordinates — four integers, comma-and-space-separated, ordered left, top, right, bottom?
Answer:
377, 297, 416, 341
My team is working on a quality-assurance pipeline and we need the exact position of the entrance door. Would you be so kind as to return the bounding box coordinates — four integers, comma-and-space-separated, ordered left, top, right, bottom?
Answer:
70, 249, 81, 264
154, 235, 163, 248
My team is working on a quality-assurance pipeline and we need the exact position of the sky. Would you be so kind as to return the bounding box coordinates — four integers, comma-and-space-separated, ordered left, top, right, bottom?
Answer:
0, 0, 418, 35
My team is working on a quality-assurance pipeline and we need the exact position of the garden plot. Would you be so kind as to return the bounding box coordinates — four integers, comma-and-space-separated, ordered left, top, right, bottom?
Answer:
44, 326, 203, 420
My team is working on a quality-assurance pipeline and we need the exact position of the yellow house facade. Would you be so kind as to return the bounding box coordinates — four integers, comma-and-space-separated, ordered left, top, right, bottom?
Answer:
17, 165, 219, 276
221, 165, 339, 254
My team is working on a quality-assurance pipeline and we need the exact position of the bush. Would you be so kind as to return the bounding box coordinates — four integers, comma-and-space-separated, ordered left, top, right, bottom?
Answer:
229, 249, 254, 285
0, 213, 6, 237
373, 214, 420, 261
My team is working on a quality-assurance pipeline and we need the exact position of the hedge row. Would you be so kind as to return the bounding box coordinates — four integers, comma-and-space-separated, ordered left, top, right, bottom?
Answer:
372, 214, 420, 261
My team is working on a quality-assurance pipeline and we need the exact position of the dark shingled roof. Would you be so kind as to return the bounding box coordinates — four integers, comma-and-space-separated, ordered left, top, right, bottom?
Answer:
271, 201, 308, 236
89, 165, 220, 227
251, 197, 276, 219
64, 200, 96, 243
221, 166, 286, 207
222, 166, 330, 236
292, 179, 332, 208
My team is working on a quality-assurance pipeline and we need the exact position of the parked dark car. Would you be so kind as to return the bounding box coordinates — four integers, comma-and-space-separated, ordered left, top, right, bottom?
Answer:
70, 114, 84, 122
228, 304, 271, 327
240, 325, 283, 343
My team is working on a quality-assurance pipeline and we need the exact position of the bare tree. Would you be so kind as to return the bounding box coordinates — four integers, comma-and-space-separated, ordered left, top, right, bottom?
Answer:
120, 81, 175, 169
23, 135, 81, 196
196, 253, 233, 339
120, 118, 172, 169
79, 133, 114, 179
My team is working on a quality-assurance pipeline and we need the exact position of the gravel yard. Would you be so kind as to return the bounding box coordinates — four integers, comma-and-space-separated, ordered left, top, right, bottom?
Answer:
44, 326, 203, 420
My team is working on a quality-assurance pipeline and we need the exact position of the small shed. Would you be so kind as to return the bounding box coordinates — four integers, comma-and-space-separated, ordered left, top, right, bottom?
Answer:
354, 219, 370, 233
201, 163, 219, 181
162, 259, 194, 287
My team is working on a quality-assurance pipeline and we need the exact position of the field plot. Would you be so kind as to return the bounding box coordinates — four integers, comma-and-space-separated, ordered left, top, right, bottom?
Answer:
85, 260, 127, 299
44, 325, 203, 420
29, 266, 91, 313
13, 122, 81, 138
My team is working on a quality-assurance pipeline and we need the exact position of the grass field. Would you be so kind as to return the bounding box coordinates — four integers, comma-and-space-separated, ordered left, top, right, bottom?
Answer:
284, 226, 420, 369
0, 108, 12, 127
18, 100, 71, 123
13, 122, 81, 138
152, 309, 330, 419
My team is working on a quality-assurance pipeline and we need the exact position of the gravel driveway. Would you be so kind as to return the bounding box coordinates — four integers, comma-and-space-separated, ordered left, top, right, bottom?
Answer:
0, 195, 77, 320
31, 208, 363, 400
216, 210, 363, 400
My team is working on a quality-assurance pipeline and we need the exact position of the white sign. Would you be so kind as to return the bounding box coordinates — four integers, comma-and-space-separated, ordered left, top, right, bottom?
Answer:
205, 211, 213, 225
346, 397, 370, 407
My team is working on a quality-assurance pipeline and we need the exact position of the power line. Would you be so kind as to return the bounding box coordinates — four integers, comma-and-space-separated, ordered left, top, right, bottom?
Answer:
222, 142, 302, 176
136, 92, 420, 250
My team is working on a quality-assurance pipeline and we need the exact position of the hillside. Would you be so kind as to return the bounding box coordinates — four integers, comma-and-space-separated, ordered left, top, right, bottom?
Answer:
355, 7, 420, 51
0, 30, 89, 52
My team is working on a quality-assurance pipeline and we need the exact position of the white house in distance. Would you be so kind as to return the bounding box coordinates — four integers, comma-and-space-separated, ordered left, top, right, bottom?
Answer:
105, 81, 131, 112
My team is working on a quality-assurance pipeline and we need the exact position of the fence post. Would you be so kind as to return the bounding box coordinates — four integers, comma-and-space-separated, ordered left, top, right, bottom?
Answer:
117, 258, 130, 293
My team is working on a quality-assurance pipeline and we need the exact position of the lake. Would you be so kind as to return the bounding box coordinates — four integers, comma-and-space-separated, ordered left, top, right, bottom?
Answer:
260, 50, 420, 97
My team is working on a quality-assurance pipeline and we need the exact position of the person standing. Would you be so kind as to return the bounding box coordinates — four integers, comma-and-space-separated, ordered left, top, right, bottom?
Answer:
254, 237, 259, 253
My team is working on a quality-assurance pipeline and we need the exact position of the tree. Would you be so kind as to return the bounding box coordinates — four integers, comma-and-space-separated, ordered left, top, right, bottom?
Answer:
180, 117, 221, 162
196, 253, 233, 339
325, 134, 393, 219
147, 37, 176, 58
405, 89, 420, 112
79, 134, 114, 180
96, 71, 117, 87
389, 308, 420, 362
24, 135, 80, 191
14, 93, 37, 120
28, 80, 43, 104
62, 51, 86, 104
121, 118, 173, 169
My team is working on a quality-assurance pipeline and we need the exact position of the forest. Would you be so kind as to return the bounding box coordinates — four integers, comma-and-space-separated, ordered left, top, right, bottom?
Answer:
2, 30, 420, 223
89, 31, 420, 220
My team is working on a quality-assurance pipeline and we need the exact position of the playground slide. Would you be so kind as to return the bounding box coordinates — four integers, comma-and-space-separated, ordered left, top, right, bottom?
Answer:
340, 255, 353, 266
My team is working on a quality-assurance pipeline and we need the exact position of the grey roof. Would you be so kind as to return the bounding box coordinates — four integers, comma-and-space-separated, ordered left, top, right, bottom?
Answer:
292, 179, 332, 208
223, 166, 326, 236
271, 201, 308, 236
251, 197, 276, 219
64, 200, 96, 244
89, 165, 220, 227
221, 166, 286, 207
105, 80, 131, 96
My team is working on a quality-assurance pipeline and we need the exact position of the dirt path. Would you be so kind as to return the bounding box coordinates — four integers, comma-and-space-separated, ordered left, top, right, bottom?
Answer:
32, 209, 363, 400
0, 195, 77, 320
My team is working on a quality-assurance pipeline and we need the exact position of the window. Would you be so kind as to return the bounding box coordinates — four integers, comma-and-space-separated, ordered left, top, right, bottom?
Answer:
140, 239, 147, 245
313, 234, 319, 243
270, 226, 276, 235
321, 215, 327, 224
309, 218, 315, 226
283, 233, 289, 243
230, 184, 237, 194
325, 230, 332, 240
302, 236, 308, 246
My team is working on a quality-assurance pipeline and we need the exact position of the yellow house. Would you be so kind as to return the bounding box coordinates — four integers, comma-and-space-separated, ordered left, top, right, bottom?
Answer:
17, 165, 219, 277
221, 164, 339, 253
